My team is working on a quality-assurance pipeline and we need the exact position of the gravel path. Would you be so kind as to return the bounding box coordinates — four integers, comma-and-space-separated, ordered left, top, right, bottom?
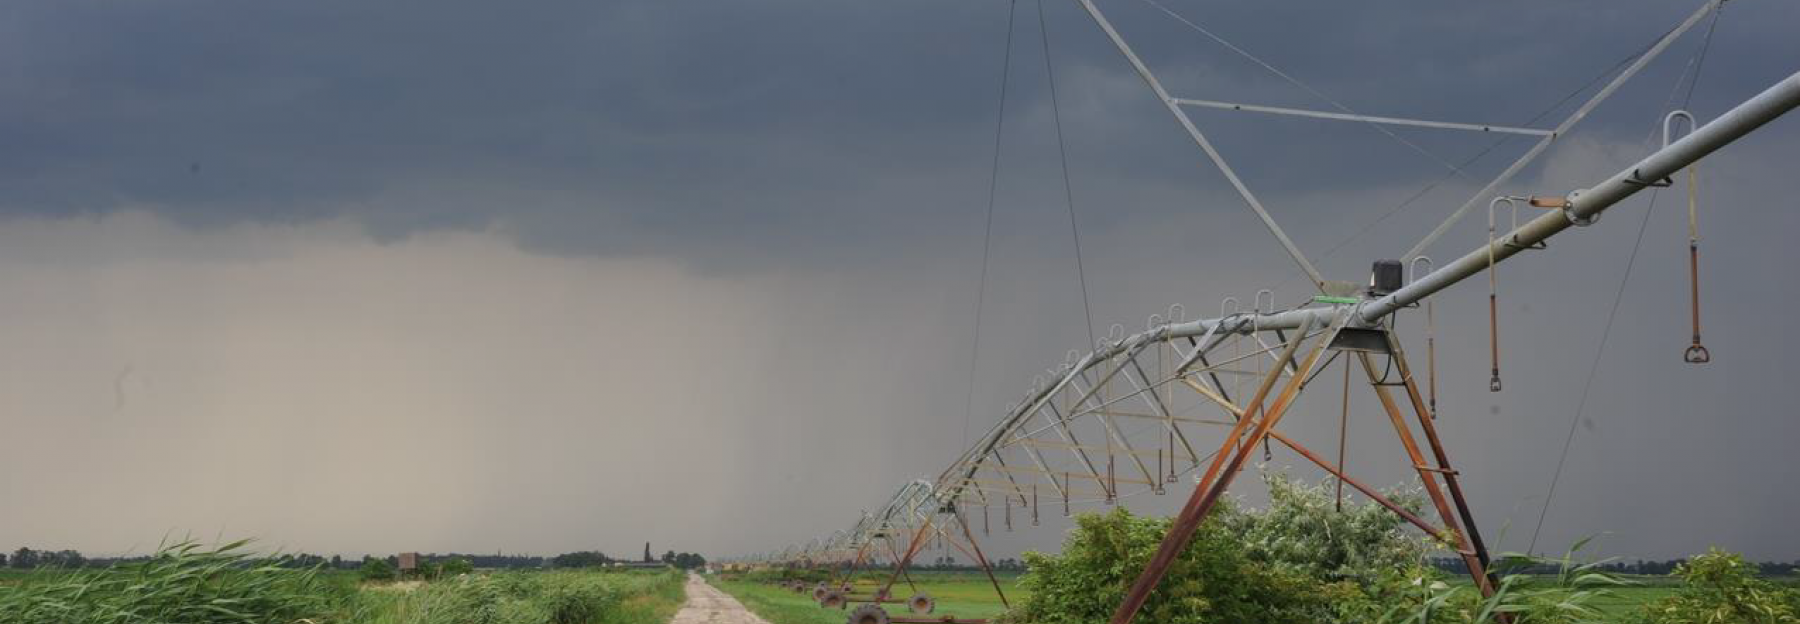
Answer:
670, 573, 773, 624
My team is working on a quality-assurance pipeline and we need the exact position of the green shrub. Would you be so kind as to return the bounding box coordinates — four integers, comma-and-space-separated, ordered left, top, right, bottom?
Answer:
364, 556, 398, 581
1014, 504, 1338, 624
441, 557, 476, 578
1008, 473, 1446, 624
1225, 473, 1426, 584
1631, 549, 1800, 624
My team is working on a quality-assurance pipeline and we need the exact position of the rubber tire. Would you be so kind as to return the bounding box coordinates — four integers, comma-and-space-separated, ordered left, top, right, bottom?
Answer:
848, 604, 891, 624
908, 592, 935, 615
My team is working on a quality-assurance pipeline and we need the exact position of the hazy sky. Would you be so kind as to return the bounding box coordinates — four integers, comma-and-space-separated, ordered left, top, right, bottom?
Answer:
1, 0, 1797, 563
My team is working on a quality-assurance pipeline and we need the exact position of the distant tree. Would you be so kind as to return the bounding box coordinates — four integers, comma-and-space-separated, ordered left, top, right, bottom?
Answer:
439, 557, 473, 577
47, 550, 86, 568
551, 551, 612, 568
0, 553, 6, 567
279, 553, 325, 569
330, 555, 344, 570
671, 553, 706, 570
643, 542, 653, 563
11, 547, 38, 569
360, 556, 395, 581
662, 550, 676, 565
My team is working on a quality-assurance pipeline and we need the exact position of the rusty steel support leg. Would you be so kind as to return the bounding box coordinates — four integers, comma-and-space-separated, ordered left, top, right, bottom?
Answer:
832, 539, 874, 588
1383, 333, 1498, 582
1108, 316, 1337, 624
956, 512, 1011, 608
881, 536, 919, 593
1358, 352, 1497, 598
879, 515, 936, 601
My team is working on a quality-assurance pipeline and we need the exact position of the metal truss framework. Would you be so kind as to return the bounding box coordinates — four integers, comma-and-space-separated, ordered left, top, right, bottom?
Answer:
729, 2, 1800, 623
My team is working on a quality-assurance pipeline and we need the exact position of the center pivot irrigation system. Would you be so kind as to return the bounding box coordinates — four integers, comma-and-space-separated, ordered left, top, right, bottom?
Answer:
727, 2, 1799, 624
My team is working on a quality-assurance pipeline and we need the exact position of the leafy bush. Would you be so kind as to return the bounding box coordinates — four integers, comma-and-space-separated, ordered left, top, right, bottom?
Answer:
1631, 549, 1800, 624
364, 556, 399, 581
440, 557, 476, 578
1225, 473, 1426, 584
1013, 503, 1340, 624
1008, 473, 1450, 624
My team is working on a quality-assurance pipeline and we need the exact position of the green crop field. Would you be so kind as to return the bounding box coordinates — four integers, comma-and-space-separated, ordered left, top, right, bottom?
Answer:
0, 543, 686, 624
714, 571, 1024, 624
717, 570, 1800, 623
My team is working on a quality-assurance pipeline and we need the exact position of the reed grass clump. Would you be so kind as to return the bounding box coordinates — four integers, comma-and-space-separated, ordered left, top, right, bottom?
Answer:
0, 539, 684, 624
0, 539, 347, 624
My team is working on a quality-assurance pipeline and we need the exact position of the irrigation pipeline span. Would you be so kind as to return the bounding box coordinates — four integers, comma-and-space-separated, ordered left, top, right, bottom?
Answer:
731, 5, 1799, 624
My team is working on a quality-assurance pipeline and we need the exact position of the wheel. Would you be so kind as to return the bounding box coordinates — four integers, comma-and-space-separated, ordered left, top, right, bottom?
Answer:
908, 592, 935, 615
813, 584, 829, 601
820, 590, 847, 609
847, 604, 891, 624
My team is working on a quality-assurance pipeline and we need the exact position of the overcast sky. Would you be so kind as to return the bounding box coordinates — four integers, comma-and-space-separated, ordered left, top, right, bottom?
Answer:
1, 0, 1797, 563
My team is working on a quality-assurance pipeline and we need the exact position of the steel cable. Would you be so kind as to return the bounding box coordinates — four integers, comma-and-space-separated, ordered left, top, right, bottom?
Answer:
966, 0, 1019, 451
1527, 5, 1721, 555
1135, 0, 1473, 179
1037, 0, 1097, 347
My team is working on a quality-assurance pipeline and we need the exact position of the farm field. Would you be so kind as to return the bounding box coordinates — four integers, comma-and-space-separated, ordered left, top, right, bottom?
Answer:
0, 544, 687, 624
716, 570, 1800, 623
713, 571, 1024, 624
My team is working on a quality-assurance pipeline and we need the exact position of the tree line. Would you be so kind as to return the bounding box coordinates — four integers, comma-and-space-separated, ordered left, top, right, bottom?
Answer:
1430, 555, 1800, 577
5, 546, 706, 572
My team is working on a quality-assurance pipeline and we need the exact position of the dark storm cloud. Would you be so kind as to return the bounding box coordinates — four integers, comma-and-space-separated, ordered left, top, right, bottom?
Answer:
5, 0, 1796, 271
2, 0, 1799, 562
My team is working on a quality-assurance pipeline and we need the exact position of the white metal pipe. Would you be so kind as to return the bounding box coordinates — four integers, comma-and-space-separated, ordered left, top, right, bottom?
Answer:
1405, 0, 1724, 260
1146, 68, 1800, 337
1365, 69, 1800, 321
1172, 97, 1553, 136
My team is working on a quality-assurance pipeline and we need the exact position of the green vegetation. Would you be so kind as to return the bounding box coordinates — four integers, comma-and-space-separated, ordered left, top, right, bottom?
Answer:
714, 571, 1023, 624
1625, 549, 1800, 624
0, 540, 686, 624
364, 556, 399, 581
719, 473, 1789, 624
0, 539, 348, 624
5, 500, 1796, 624
1013, 474, 1429, 624
353, 568, 685, 624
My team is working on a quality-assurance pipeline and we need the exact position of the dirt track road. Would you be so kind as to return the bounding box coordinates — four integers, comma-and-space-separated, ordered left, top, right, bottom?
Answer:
671, 573, 772, 624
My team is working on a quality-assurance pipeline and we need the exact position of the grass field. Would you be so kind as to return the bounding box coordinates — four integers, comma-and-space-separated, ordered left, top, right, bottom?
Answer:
349, 568, 686, 624
0, 543, 686, 624
713, 571, 1024, 624
717, 571, 1800, 623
